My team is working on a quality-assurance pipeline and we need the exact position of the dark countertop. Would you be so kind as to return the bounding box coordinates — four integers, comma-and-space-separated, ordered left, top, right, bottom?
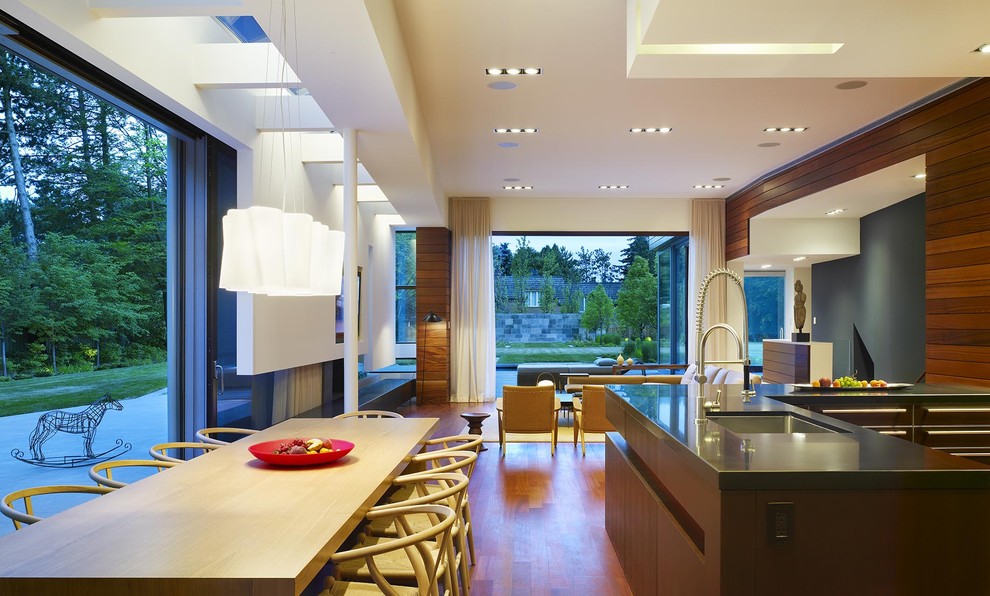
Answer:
606, 383, 990, 491
763, 382, 990, 405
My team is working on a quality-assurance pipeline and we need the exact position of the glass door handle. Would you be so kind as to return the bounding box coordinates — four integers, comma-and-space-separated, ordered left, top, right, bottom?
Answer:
214, 363, 225, 396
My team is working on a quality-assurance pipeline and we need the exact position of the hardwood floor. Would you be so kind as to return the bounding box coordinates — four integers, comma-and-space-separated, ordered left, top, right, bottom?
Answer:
399, 401, 633, 596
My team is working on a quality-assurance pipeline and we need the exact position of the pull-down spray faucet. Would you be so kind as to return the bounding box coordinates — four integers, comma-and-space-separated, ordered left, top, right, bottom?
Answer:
695, 268, 754, 420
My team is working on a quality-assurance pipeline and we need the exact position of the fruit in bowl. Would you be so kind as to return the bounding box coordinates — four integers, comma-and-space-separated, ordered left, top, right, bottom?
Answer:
249, 437, 355, 466
273, 437, 336, 455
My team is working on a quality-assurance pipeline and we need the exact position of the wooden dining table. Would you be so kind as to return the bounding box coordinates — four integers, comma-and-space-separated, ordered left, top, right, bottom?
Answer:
0, 416, 439, 596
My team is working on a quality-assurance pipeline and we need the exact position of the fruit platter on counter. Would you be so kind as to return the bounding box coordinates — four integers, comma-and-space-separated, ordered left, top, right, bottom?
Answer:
792, 375, 912, 391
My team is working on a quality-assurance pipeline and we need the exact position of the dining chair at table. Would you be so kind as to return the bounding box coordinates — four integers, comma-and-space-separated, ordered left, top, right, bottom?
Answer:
573, 385, 616, 456
148, 441, 221, 464
333, 410, 404, 419
421, 434, 483, 455
341, 472, 471, 596
1, 485, 114, 531
89, 459, 177, 489
322, 503, 458, 596
194, 427, 259, 445
497, 384, 560, 457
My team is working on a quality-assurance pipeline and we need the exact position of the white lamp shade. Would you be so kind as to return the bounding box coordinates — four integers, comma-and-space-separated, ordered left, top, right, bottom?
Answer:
218, 206, 344, 296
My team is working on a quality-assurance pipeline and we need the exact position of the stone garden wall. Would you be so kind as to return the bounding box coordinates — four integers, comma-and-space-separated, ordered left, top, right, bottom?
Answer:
496, 313, 584, 343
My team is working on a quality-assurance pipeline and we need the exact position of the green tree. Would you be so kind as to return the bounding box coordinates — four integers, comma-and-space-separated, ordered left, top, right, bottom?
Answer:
576, 247, 595, 282
581, 285, 614, 339
561, 284, 583, 314
591, 248, 615, 282
616, 256, 657, 338
0, 224, 29, 376
510, 237, 536, 312
539, 275, 557, 313
492, 242, 511, 277
26, 234, 148, 373
619, 236, 653, 276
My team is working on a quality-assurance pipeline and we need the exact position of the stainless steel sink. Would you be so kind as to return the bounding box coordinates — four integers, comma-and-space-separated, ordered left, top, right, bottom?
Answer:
706, 412, 844, 434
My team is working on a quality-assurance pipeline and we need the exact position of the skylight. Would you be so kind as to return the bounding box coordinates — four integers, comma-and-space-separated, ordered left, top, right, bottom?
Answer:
215, 16, 270, 43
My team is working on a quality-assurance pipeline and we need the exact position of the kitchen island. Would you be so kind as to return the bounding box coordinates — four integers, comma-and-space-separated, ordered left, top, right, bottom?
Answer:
604, 383, 990, 596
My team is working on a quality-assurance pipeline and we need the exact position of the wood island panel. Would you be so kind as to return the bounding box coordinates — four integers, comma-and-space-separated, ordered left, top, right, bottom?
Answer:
0, 417, 439, 596
605, 385, 990, 595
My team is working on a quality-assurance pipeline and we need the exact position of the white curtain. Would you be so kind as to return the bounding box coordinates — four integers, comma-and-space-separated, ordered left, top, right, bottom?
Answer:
688, 199, 727, 366
450, 198, 497, 402
272, 363, 323, 423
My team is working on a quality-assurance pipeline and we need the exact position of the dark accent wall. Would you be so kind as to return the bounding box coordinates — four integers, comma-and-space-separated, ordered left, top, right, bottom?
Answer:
812, 193, 926, 381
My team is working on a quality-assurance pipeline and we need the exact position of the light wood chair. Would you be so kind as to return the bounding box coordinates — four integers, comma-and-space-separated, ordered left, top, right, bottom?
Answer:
420, 434, 483, 460
89, 459, 177, 489
496, 384, 560, 457
333, 410, 404, 419
323, 504, 458, 596
194, 427, 259, 445
343, 473, 470, 596
1, 485, 114, 530
573, 385, 616, 456
148, 441, 221, 464
389, 449, 480, 568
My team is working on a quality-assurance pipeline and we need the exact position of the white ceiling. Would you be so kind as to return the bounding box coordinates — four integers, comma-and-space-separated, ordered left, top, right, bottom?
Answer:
122, 1, 990, 253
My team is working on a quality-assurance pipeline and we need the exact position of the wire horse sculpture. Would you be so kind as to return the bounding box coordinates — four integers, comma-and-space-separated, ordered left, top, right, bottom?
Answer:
11, 394, 130, 468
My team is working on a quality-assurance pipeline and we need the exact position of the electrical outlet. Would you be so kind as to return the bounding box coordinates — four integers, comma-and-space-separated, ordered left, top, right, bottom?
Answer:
767, 502, 794, 542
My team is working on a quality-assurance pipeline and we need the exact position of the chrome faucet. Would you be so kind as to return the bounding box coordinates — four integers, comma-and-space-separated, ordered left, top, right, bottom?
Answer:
694, 268, 754, 420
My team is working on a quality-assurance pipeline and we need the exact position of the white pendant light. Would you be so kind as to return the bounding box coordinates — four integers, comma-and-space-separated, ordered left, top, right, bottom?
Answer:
219, 206, 344, 296
218, 1, 344, 297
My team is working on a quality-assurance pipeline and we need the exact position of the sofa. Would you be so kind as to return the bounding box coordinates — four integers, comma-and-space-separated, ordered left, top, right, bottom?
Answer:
563, 364, 761, 394
515, 358, 631, 387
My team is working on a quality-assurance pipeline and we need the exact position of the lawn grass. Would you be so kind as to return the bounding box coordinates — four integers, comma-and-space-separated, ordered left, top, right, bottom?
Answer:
0, 362, 167, 417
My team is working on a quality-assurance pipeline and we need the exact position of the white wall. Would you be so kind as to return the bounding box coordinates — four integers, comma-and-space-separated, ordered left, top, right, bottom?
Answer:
491, 197, 692, 232
749, 217, 859, 259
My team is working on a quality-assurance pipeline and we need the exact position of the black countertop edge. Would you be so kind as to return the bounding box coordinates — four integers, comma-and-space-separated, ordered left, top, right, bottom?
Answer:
716, 469, 990, 491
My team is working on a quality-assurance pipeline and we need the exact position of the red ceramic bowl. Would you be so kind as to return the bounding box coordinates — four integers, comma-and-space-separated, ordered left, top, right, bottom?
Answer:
248, 438, 355, 466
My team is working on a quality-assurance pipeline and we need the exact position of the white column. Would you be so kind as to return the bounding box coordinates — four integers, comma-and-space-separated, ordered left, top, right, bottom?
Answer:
343, 129, 359, 412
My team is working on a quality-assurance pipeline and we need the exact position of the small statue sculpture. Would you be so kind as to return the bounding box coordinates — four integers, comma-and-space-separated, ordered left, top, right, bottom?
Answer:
793, 279, 807, 334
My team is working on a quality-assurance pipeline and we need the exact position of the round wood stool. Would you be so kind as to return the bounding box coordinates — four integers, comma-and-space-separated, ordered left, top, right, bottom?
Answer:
460, 411, 491, 451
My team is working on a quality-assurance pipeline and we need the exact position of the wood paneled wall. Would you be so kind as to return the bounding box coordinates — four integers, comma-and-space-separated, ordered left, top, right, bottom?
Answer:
726, 79, 990, 387
416, 227, 451, 404
926, 139, 990, 386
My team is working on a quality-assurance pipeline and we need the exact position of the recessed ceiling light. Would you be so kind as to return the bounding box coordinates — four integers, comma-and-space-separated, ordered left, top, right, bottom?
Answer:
494, 128, 537, 134
913, 173, 927, 179
760, 264, 773, 269
629, 127, 672, 134
836, 80, 868, 90
486, 67, 542, 75
793, 256, 807, 262
974, 44, 990, 53
599, 185, 629, 189
764, 127, 807, 133
693, 184, 724, 189
503, 185, 533, 190
488, 81, 517, 90
826, 208, 846, 216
